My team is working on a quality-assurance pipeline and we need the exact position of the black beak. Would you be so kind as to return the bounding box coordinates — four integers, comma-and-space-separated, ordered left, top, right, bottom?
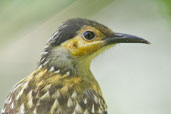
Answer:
105, 33, 150, 44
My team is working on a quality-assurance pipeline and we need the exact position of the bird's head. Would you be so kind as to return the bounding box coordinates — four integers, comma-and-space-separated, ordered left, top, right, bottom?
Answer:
39, 18, 150, 73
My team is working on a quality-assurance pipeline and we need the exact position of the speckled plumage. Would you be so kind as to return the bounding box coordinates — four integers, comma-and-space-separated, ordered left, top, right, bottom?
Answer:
2, 18, 110, 114
2, 68, 107, 114
2, 18, 149, 114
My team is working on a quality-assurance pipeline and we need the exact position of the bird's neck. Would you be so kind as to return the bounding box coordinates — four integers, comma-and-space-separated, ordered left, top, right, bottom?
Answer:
37, 46, 102, 95
38, 47, 96, 82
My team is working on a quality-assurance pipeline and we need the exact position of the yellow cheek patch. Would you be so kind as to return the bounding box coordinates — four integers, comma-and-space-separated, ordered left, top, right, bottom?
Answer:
62, 38, 105, 56
61, 25, 106, 56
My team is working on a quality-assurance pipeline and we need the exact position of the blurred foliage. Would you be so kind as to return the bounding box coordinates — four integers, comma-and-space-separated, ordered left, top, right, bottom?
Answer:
0, 0, 76, 44
163, 0, 171, 14
158, 0, 171, 19
0, 0, 171, 47
0, 0, 170, 47
0, 0, 113, 47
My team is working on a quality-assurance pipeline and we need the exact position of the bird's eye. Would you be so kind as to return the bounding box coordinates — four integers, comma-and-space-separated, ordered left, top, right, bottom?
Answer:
83, 31, 95, 41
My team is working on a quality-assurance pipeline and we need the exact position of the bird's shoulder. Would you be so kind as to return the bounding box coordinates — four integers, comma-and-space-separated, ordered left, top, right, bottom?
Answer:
2, 68, 107, 114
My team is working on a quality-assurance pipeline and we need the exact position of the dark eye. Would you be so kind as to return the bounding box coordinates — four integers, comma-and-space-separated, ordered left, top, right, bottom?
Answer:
83, 31, 95, 40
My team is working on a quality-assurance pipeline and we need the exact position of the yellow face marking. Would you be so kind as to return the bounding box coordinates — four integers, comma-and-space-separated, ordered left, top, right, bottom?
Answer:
62, 26, 106, 57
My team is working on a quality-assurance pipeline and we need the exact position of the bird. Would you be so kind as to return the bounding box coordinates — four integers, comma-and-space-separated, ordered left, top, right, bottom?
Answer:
1, 18, 150, 114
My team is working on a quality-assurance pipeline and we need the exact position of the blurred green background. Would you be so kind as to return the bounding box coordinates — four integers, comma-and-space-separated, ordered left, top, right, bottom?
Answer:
0, 0, 171, 114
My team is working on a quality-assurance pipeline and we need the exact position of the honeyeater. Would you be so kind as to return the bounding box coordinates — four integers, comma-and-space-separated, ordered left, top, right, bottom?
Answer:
2, 18, 150, 114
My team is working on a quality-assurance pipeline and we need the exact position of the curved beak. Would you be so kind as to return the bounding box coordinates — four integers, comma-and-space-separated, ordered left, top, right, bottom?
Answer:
105, 33, 150, 45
